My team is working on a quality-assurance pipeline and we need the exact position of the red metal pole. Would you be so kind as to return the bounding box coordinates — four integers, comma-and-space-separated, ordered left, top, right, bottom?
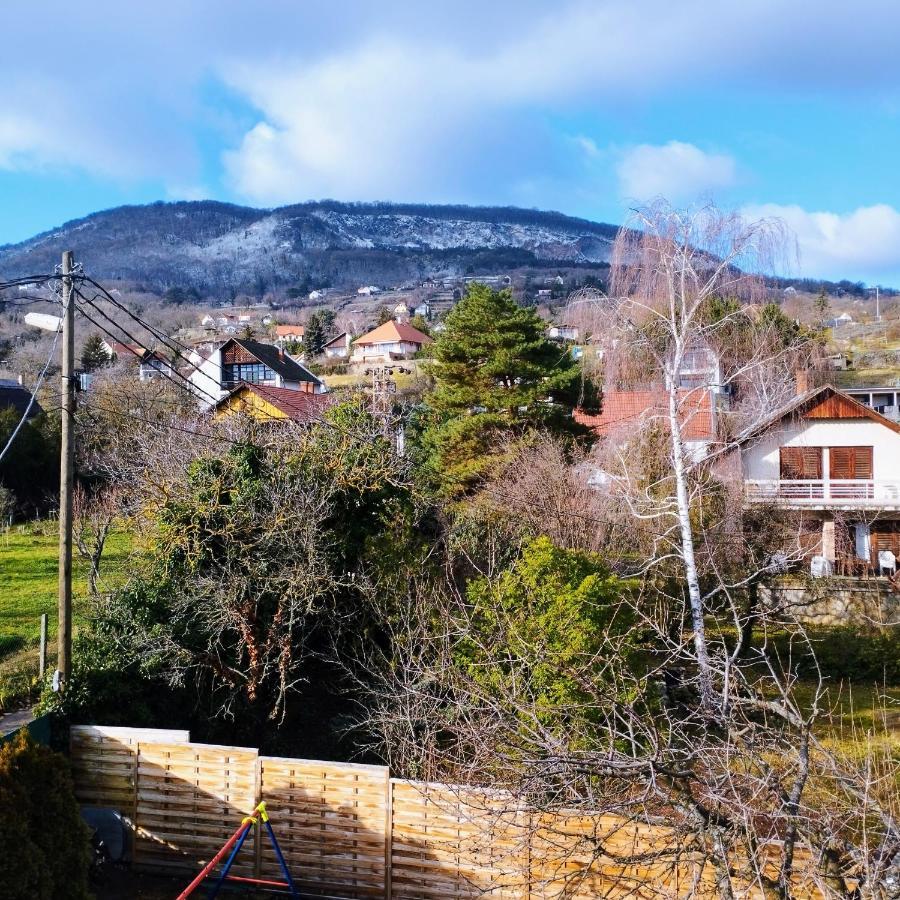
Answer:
175, 819, 253, 900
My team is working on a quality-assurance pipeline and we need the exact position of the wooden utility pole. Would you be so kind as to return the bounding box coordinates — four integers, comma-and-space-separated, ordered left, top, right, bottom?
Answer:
57, 250, 75, 690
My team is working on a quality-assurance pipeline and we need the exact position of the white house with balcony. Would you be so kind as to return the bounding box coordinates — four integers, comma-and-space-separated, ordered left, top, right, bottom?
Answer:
733, 384, 900, 572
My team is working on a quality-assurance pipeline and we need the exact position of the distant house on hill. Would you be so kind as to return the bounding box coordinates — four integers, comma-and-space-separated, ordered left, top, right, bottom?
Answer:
323, 332, 351, 359
357, 285, 380, 296
214, 383, 336, 425
351, 321, 432, 364
547, 323, 579, 342
273, 324, 305, 346
826, 312, 854, 328
189, 337, 324, 407
0, 379, 43, 419
99, 340, 174, 382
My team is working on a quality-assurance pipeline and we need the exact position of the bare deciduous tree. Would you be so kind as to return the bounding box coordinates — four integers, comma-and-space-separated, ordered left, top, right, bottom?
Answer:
357, 205, 900, 898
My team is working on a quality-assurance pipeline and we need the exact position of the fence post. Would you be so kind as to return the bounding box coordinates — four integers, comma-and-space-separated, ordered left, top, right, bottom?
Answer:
132, 741, 141, 867
38, 614, 47, 677
384, 775, 393, 900
255, 757, 263, 880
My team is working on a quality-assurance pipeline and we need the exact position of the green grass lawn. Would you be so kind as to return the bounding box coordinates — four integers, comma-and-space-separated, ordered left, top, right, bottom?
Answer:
0, 523, 132, 663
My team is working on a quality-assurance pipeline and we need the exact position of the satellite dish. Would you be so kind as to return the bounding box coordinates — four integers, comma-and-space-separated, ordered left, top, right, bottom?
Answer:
24, 312, 63, 332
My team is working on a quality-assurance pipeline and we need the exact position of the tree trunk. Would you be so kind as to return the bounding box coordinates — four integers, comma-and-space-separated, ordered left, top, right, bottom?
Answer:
668, 381, 713, 704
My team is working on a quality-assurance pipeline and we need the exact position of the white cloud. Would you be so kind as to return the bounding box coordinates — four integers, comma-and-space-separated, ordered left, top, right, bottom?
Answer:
742, 202, 900, 280
616, 142, 737, 203
0, 115, 53, 170
2, 1, 900, 226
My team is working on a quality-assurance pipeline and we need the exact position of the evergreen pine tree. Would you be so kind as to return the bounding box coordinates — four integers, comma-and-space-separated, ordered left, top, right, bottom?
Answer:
318, 308, 336, 335
302, 314, 326, 356
421, 284, 593, 494
409, 314, 430, 335
80, 334, 110, 372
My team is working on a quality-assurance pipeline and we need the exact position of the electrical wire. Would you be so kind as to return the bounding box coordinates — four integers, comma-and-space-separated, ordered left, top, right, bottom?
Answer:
74, 295, 226, 410
0, 290, 65, 464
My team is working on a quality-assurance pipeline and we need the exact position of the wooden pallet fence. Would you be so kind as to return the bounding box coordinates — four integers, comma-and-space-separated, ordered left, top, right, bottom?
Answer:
133, 741, 259, 875
389, 780, 527, 900
69, 725, 190, 819
527, 810, 710, 899
69, 727, 826, 900
259, 757, 390, 898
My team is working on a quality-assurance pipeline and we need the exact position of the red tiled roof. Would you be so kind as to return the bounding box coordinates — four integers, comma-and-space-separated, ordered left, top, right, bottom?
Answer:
575, 388, 715, 441
220, 383, 336, 424
274, 324, 304, 337
106, 340, 146, 357
353, 321, 432, 346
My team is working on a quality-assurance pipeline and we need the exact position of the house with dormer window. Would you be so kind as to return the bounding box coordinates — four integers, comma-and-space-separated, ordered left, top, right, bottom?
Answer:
188, 338, 324, 408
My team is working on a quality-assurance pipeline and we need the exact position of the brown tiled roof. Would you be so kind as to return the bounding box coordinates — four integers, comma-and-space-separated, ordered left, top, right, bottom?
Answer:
219, 383, 336, 424
575, 388, 715, 441
323, 332, 349, 349
353, 321, 432, 346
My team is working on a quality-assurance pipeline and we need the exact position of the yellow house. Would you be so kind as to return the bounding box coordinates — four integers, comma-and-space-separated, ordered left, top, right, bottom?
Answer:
214, 382, 334, 424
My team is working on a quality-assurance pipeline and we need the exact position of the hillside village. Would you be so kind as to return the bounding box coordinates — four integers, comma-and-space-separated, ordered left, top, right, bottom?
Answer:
0, 202, 899, 898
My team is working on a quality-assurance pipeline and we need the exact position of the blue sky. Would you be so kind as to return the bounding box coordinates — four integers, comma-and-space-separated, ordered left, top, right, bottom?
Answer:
3, 0, 900, 284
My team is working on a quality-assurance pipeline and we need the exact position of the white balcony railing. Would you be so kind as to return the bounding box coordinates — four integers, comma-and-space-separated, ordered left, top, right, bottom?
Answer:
746, 479, 900, 505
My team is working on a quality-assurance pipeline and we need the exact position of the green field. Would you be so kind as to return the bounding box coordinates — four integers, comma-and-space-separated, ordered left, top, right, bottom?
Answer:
0, 523, 132, 663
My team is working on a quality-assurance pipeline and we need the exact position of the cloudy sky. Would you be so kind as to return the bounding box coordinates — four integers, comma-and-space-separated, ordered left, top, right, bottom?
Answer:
3, 0, 900, 283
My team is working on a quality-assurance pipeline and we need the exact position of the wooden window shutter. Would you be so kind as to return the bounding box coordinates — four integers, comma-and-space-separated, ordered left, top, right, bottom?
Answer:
830, 447, 853, 479
780, 447, 822, 479
829, 446, 873, 479
854, 446, 873, 479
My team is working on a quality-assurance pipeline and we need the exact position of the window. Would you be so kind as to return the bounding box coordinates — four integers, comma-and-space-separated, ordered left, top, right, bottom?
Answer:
779, 447, 822, 480
829, 446, 873, 480
223, 362, 276, 388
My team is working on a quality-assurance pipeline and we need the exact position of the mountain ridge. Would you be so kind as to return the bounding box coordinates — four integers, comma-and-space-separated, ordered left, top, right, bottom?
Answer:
0, 200, 619, 296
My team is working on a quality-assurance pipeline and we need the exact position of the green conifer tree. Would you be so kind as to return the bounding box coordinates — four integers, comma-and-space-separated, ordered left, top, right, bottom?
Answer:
814, 288, 831, 326
80, 333, 110, 372
420, 284, 593, 494
302, 314, 326, 356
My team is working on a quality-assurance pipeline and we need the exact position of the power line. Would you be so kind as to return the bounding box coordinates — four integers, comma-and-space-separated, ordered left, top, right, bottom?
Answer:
0, 290, 66, 464
74, 295, 225, 410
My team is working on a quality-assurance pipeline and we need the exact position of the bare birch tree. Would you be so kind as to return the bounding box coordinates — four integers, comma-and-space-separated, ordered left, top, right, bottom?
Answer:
355, 205, 899, 898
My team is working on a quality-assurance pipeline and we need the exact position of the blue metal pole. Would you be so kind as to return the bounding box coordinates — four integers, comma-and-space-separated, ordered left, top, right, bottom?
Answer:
263, 818, 300, 899
207, 820, 254, 899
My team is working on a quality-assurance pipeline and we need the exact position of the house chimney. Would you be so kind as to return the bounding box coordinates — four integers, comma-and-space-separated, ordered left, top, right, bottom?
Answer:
795, 369, 809, 396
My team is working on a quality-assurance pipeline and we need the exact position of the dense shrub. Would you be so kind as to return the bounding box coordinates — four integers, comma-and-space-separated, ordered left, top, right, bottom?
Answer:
0, 733, 92, 899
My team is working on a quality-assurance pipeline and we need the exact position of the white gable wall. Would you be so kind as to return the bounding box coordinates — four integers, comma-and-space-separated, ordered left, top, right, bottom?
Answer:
742, 418, 900, 481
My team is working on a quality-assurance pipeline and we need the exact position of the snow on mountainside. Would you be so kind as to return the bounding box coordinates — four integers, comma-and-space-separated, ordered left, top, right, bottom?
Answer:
0, 200, 618, 294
